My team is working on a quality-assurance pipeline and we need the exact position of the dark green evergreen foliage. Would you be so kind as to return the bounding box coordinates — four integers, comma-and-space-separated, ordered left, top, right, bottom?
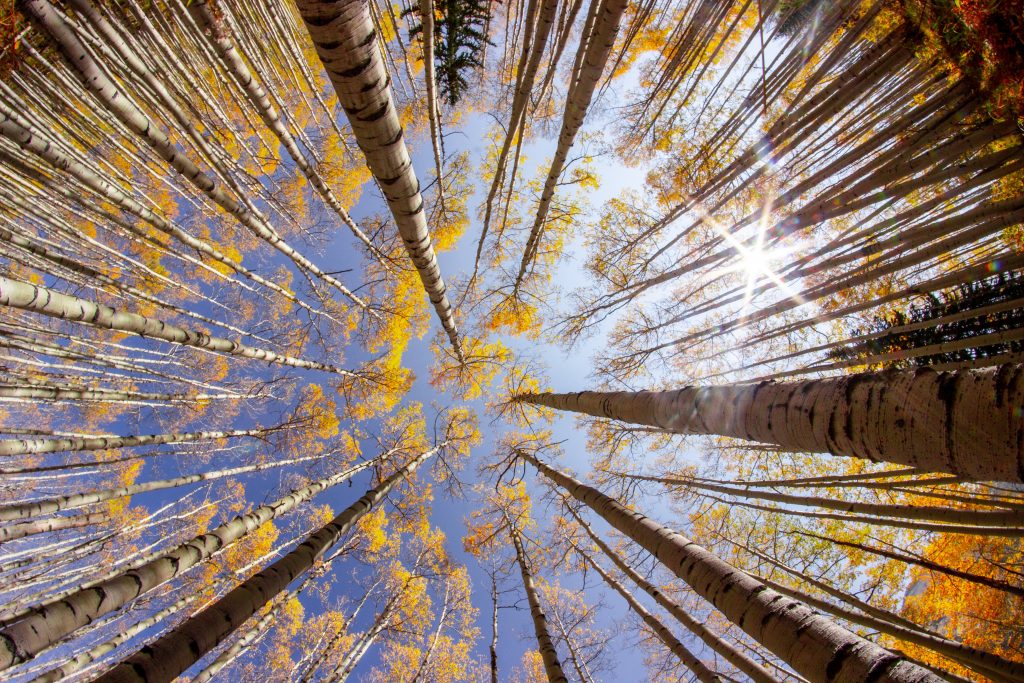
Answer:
406, 0, 493, 105
828, 270, 1024, 368
775, 0, 829, 36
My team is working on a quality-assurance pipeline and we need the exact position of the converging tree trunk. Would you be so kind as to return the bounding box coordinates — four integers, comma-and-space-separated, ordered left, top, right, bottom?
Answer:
509, 517, 568, 682
576, 543, 721, 683
0, 451, 393, 669
515, 0, 627, 289
0, 277, 351, 375
569, 508, 778, 683
517, 364, 1024, 482
294, 0, 464, 360
518, 449, 944, 683
91, 447, 437, 683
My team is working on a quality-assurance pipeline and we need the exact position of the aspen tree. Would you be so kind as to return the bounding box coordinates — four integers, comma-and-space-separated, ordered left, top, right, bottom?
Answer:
294, 0, 464, 360
517, 449, 945, 683
516, 0, 626, 289
0, 277, 353, 375
20, 0, 378, 317
0, 452, 389, 669
93, 446, 439, 683
568, 507, 778, 683
574, 542, 721, 683
508, 516, 568, 683
517, 364, 1024, 482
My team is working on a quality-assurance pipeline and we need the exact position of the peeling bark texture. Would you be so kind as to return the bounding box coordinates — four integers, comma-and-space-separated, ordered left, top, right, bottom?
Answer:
520, 450, 944, 683
294, 0, 464, 360
91, 448, 436, 683
518, 364, 1024, 482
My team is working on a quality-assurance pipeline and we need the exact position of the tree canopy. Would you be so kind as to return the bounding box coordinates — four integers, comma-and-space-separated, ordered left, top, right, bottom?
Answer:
0, 0, 1021, 681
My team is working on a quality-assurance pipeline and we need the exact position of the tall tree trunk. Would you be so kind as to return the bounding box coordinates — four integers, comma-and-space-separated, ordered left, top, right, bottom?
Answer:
0, 277, 351, 375
0, 427, 267, 457
418, 0, 446, 215
517, 364, 1024, 482
509, 520, 568, 682
19, 0, 376, 315
184, 0, 389, 267
294, 0, 464, 360
517, 450, 944, 683
515, 0, 626, 289
570, 508, 778, 683
91, 448, 437, 683
576, 544, 721, 683
0, 451, 392, 668
32, 592, 202, 683
326, 593, 401, 682
0, 450, 331, 521
490, 573, 500, 683
624, 472, 1024, 525
753, 573, 1022, 683
0, 511, 108, 542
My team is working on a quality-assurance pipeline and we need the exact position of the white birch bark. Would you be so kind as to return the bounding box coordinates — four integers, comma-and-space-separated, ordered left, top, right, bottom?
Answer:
518, 364, 1024, 482
90, 447, 437, 683
294, 0, 464, 360
519, 450, 944, 683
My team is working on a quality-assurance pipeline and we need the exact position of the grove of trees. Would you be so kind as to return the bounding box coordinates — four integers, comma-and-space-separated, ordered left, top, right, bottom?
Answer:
0, 0, 1021, 681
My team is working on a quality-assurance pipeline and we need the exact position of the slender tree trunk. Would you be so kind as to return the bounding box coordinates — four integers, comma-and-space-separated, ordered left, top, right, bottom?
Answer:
518, 450, 944, 683
550, 607, 596, 683
490, 573, 500, 683
0, 277, 351, 375
0, 451, 393, 668
326, 593, 400, 683
473, 0, 558, 282
91, 448, 437, 683
0, 451, 330, 521
577, 544, 721, 683
418, 0, 446, 213
753, 574, 1022, 683
627, 473, 1024, 525
411, 575, 450, 682
0, 427, 267, 458
515, 0, 627, 288
509, 521, 568, 682
795, 532, 1024, 600
0, 511, 108, 542
297, 575, 384, 683
570, 508, 778, 683
0, 98, 333, 321
517, 364, 1024, 482
20, 0, 375, 314
185, 0, 388, 267
294, 0, 464, 360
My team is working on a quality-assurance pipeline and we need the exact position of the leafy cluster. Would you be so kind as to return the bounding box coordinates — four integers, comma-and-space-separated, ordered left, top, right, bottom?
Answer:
902, 0, 1024, 120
